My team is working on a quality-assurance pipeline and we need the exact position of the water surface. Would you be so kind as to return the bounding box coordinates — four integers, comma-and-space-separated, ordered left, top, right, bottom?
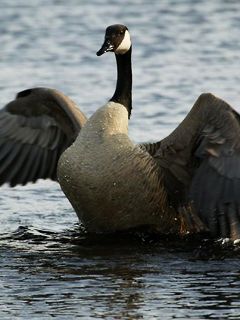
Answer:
1, 0, 240, 319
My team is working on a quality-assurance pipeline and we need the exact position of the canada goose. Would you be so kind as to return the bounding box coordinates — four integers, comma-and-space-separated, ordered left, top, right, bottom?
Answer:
0, 88, 86, 186
1, 25, 240, 240
58, 24, 240, 240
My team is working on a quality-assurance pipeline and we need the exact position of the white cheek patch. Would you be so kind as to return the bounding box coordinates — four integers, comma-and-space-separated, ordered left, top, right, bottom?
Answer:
115, 30, 131, 54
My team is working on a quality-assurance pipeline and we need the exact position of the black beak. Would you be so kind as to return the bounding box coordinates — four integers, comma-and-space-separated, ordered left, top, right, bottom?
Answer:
96, 39, 114, 56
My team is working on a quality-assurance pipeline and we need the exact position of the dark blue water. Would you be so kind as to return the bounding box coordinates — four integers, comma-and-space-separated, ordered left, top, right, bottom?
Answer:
1, 0, 240, 319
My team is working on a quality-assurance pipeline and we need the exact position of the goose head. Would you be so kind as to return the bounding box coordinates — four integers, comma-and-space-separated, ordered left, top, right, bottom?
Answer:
96, 24, 131, 56
96, 24, 132, 118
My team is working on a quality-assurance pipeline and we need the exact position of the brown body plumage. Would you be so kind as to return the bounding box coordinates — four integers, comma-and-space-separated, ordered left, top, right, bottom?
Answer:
58, 101, 179, 233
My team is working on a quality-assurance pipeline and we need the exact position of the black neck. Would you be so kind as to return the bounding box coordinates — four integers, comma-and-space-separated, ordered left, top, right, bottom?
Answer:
110, 46, 132, 118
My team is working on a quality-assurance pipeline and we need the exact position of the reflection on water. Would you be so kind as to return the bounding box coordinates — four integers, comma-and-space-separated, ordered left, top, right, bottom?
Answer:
1, 229, 240, 319
1, 0, 240, 319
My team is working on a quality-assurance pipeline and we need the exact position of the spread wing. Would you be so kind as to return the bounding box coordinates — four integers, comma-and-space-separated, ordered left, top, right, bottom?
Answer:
0, 87, 87, 186
142, 93, 240, 240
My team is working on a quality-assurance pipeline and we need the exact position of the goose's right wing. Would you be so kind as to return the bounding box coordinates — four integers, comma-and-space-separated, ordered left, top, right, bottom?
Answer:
0, 87, 87, 187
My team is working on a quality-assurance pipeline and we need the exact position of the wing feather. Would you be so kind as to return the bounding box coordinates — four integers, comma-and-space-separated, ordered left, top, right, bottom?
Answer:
144, 93, 240, 239
0, 87, 87, 186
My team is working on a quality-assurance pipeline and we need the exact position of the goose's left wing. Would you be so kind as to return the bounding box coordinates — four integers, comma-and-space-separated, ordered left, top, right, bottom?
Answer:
141, 93, 240, 240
